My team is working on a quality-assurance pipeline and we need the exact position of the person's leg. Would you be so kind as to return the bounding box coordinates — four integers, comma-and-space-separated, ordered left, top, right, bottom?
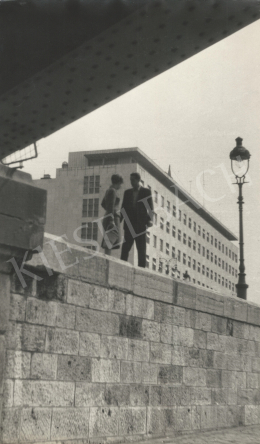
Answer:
120, 228, 134, 262
135, 231, 147, 268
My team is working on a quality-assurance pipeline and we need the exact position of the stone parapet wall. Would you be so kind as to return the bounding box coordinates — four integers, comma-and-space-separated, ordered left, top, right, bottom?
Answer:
1, 235, 260, 443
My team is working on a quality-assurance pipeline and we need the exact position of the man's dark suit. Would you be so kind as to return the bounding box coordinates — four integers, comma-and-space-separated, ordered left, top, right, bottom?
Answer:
120, 186, 154, 267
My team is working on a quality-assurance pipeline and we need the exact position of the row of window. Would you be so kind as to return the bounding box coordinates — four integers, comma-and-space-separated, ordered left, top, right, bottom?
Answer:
81, 221, 98, 240
83, 175, 100, 194
82, 198, 99, 217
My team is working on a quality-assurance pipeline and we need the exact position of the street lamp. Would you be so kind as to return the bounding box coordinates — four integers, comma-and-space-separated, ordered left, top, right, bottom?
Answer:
229, 137, 251, 300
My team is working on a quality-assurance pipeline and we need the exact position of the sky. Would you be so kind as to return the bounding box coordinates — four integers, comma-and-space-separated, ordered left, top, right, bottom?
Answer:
23, 19, 260, 304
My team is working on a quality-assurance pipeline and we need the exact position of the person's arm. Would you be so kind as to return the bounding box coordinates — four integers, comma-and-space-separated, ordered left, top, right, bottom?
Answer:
105, 188, 116, 224
120, 190, 127, 223
146, 189, 154, 226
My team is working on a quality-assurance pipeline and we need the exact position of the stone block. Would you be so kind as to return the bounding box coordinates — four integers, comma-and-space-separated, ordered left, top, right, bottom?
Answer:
200, 350, 214, 369
211, 315, 227, 335
217, 405, 244, 428
227, 389, 237, 405
249, 325, 260, 342
120, 361, 141, 383
119, 315, 142, 339
100, 336, 128, 360
247, 372, 259, 389
183, 367, 206, 387
161, 386, 190, 406
212, 388, 227, 405
154, 302, 185, 326
67, 279, 91, 307
133, 268, 174, 304
3, 380, 13, 408
55, 303, 76, 329
245, 405, 260, 425
9, 293, 26, 322
76, 308, 119, 336
196, 292, 224, 316
57, 355, 91, 381
190, 388, 211, 405
78, 254, 108, 287
174, 282, 196, 309
161, 324, 173, 344
37, 272, 67, 302
237, 389, 260, 405
118, 407, 146, 435
141, 362, 157, 384
2, 408, 21, 443
172, 346, 187, 366
108, 259, 134, 292
129, 385, 149, 407
158, 365, 182, 384
79, 332, 100, 358
26, 297, 57, 326
20, 407, 52, 442
248, 305, 260, 326
128, 339, 149, 362
185, 309, 196, 329
147, 407, 176, 435
75, 382, 105, 407
231, 371, 247, 390
207, 332, 221, 351
191, 406, 201, 430
89, 407, 118, 437
187, 349, 201, 367
0, 336, 5, 394
200, 406, 218, 429
176, 406, 192, 431
195, 312, 212, 332
5, 350, 31, 379
126, 294, 154, 320
206, 369, 222, 388
108, 289, 126, 314
225, 336, 238, 355
92, 359, 120, 383
31, 353, 57, 380
0, 274, 11, 333
90, 286, 110, 312
150, 343, 171, 364
178, 327, 194, 347
14, 380, 75, 407
46, 327, 79, 355
142, 320, 160, 342
51, 408, 89, 440
213, 352, 227, 369
224, 298, 247, 322
149, 386, 162, 406
193, 330, 206, 349
6, 322, 46, 352
105, 384, 130, 407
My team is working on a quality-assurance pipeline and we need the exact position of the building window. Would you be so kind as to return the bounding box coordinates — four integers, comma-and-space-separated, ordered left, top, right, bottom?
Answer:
81, 222, 98, 241
166, 221, 170, 234
202, 265, 205, 275
183, 214, 187, 225
235, 269, 237, 277
211, 235, 213, 245
183, 253, 186, 265
232, 267, 234, 276
146, 255, 149, 268
161, 196, 164, 207
197, 262, 201, 273
229, 249, 231, 258
225, 262, 228, 272
178, 210, 182, 221
167, 200, 170, 212
178, 250, 181, 262
188, 237, 191, 248
160, 239, 163, 252
226, 247, 228, 256
222, 244, 225, 253
218, 275, 221, 284
146, 232, 150, 244
207, 232, 209, 242
152, 258, 156, 271
222, 277, 224, 286
83, 176, 89, 194
193, 259, 196, 270
172, 246, 175, 258
153, 235, 157, 248
235, 254, 238, 263
173, 205, 176, 217
188, 256, 191, 267
206, 249, 209, 260
154, 191, 158, 203
206, 267, 209, 278
202, 229, 205, 239
159, 260, 163, 273
198, 243, 201, 254
218, 241, 221, 251
225, 279, 228, 288
82, 198, 99, 217
232, 283, 235, 292
229, 281, 231, 290
172, 225, 176, 238
198, 225, 201, 236
154, 213, 158, 226
222, 260, 225, 270
94, 198, 99, 217
232, 252, 235, 261
198, 281, 201, 286
188, 218, 192, 229
229, 265, 231, 274
218, 258, 221, 267
160, 217, 164, 230
193, 221, 196, 232
183, 233, 187, 245
193, 278, 196, 284
214, 272, 217, 282
178, 230, 181, 241
202, 246, 205, 257
82, 199, 88, 217
166, 243, 170, 255
193, 240, 196, 251
215, 238, 218, 248
215, 255, 217, 265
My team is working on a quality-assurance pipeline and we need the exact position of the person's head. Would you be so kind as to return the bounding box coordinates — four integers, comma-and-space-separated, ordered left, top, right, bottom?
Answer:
111, 174, 123, 190
130, 172, 141, 189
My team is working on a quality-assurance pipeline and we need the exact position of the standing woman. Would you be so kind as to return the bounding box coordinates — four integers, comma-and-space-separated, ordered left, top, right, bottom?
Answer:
101, 174, 123, 255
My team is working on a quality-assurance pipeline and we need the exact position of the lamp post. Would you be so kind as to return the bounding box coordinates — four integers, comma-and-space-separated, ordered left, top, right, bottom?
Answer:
229, 137, 251, 300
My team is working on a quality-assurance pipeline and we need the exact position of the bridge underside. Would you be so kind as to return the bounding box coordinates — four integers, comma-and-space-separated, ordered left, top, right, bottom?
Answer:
0, 0, 259, 160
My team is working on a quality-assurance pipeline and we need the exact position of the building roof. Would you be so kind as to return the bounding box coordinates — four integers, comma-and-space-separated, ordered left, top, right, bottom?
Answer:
84, 147, 238, 241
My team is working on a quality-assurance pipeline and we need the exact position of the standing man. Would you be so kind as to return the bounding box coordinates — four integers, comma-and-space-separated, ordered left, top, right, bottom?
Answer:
120, 172, 154, 268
